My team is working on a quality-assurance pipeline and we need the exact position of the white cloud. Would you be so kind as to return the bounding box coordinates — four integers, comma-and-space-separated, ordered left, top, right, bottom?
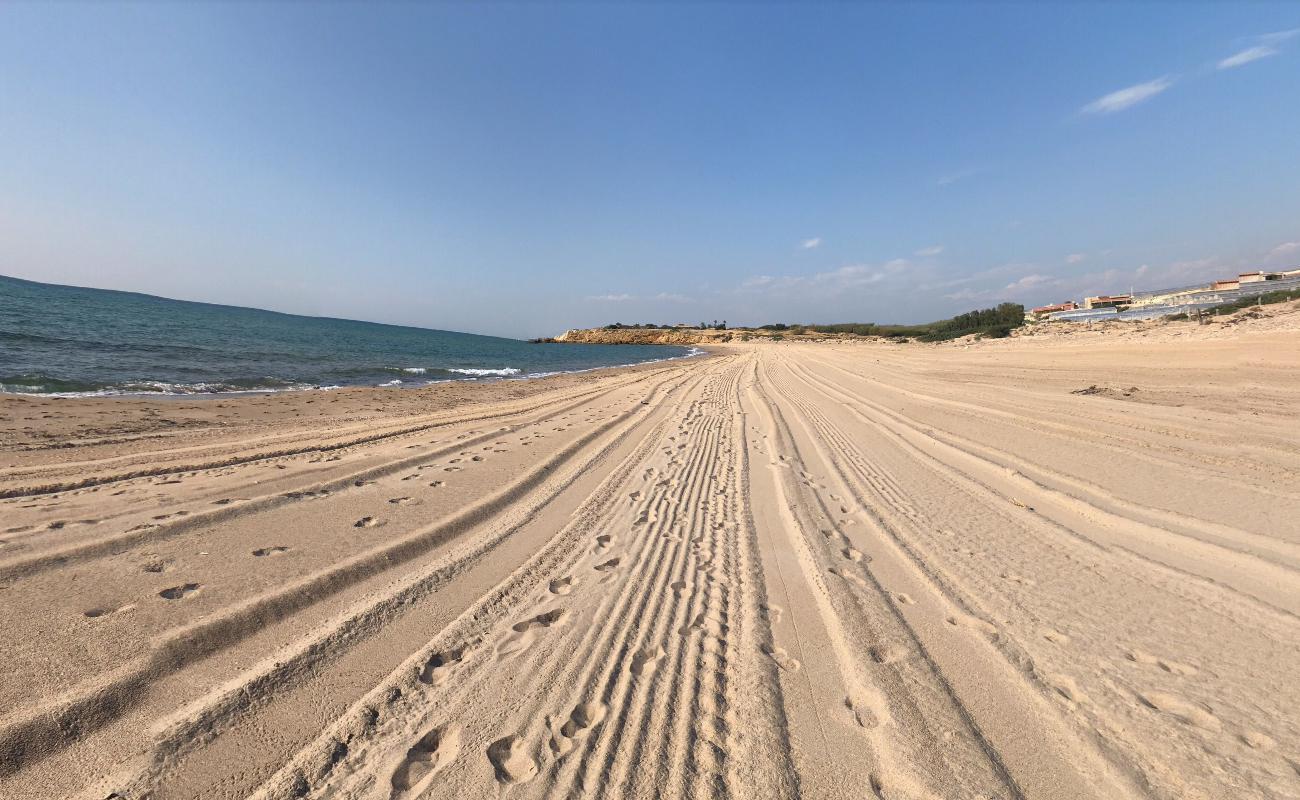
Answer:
1267, 241, 1300, 260
1065, 253, 1086, 264
1003, 274, 1053, 292
1219, 29, 1300, 69
1081, 76, 1174, 114
800, 237, 822, 250
1261, 28, 1300, 44
739, 258, 911, 295
1218, 45, 1279, 69
915, 245, 944, 257
586, 291, 696, 304
1135, 264, 1149, 277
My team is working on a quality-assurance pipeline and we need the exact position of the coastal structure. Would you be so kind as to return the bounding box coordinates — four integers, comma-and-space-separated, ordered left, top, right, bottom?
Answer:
1044, 267, 1300, 322
1030, 301, 1078, 318
1083, 294, 1131, 310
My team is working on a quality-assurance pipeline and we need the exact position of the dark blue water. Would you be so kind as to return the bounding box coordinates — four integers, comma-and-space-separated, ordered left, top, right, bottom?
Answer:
0, 275, 694, 396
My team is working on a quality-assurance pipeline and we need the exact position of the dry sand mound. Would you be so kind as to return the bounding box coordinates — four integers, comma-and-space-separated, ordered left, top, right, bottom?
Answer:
1, 325, 1297, 799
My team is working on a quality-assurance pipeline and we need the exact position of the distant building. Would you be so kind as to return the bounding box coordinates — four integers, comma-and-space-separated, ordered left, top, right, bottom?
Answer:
1239, 271, 1284, 284
1083, 294, 1131, 309
1211, 279, 1240, 291
1031, 301, 1078, 317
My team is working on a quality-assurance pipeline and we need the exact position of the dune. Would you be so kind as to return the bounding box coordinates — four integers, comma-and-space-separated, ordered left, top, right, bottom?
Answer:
1, 311, 1298, 800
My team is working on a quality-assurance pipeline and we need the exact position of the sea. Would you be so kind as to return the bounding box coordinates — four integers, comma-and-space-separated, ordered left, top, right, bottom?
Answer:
0, 275, 696, 396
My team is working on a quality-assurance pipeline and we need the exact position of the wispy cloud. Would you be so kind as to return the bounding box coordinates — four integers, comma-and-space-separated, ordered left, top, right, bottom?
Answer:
800, 237, 822, 250
1003, 273, 1052, 292
1268, 241, 1300, 260
1082, 76, 1174, 114
936, 167, 983, 187
1218, 45, 1278, 69
914, 245, 944, 257
586, 291, 695, 304
1065, 253, 1086, 265
740, 259, 911, 295
1219, 29, 1300, 69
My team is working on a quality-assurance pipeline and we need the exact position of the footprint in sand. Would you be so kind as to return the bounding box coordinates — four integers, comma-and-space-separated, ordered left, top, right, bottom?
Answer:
762, 643, 801, 672
419, 646, 469, 686
868, 643, 907, 664
1043, 629, 1071, 646
1047, 674, 1088, 706
594, 557, 621, 573
829, 567, 868, 589
514, 609, 564, 632
594, 534, 614, 554
1239, 731, 1276, 751
388, 497, 414, 505
252, 546, 289, 557
140, 558, 168, 573
486, 735, 537, 784
550, 701, 608, 757
499, 609, 566, 656
630, 645, 666, 678
355, 516, 382, 528
842, 547, 865, 563
760, 603, 782, 623
1138, 692, 1220, 731
391, 725, 460, 794
945, 613, 995, 634
84, 604, 134, 619
548, 576, 575, 595
844, 691, 885, 730
679, 613, 706, 636
670, 580, 689, 597
158, 583, 201, 600
1126, 650, 1197, 676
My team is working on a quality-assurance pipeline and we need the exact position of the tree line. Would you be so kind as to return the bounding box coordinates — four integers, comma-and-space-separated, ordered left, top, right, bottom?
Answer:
600, 303, 1026, 342
761, 302, 1026, 341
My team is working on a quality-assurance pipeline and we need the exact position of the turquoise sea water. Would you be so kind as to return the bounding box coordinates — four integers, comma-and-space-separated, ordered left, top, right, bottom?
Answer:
0, 275, 694, 396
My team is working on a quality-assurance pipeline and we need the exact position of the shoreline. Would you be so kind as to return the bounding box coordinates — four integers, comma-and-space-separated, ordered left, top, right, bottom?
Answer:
0, 346, 708, 402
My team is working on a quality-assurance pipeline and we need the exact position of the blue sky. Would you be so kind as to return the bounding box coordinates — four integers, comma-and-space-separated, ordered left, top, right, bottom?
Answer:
2, 3, 1298, 337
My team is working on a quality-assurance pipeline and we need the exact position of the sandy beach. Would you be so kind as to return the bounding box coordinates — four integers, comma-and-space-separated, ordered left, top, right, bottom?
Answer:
2, 312, 1298, 800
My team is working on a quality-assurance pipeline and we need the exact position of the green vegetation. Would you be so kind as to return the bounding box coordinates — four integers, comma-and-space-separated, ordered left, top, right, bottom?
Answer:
763, 303, 1026, 342
597, 304, 1029, 342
